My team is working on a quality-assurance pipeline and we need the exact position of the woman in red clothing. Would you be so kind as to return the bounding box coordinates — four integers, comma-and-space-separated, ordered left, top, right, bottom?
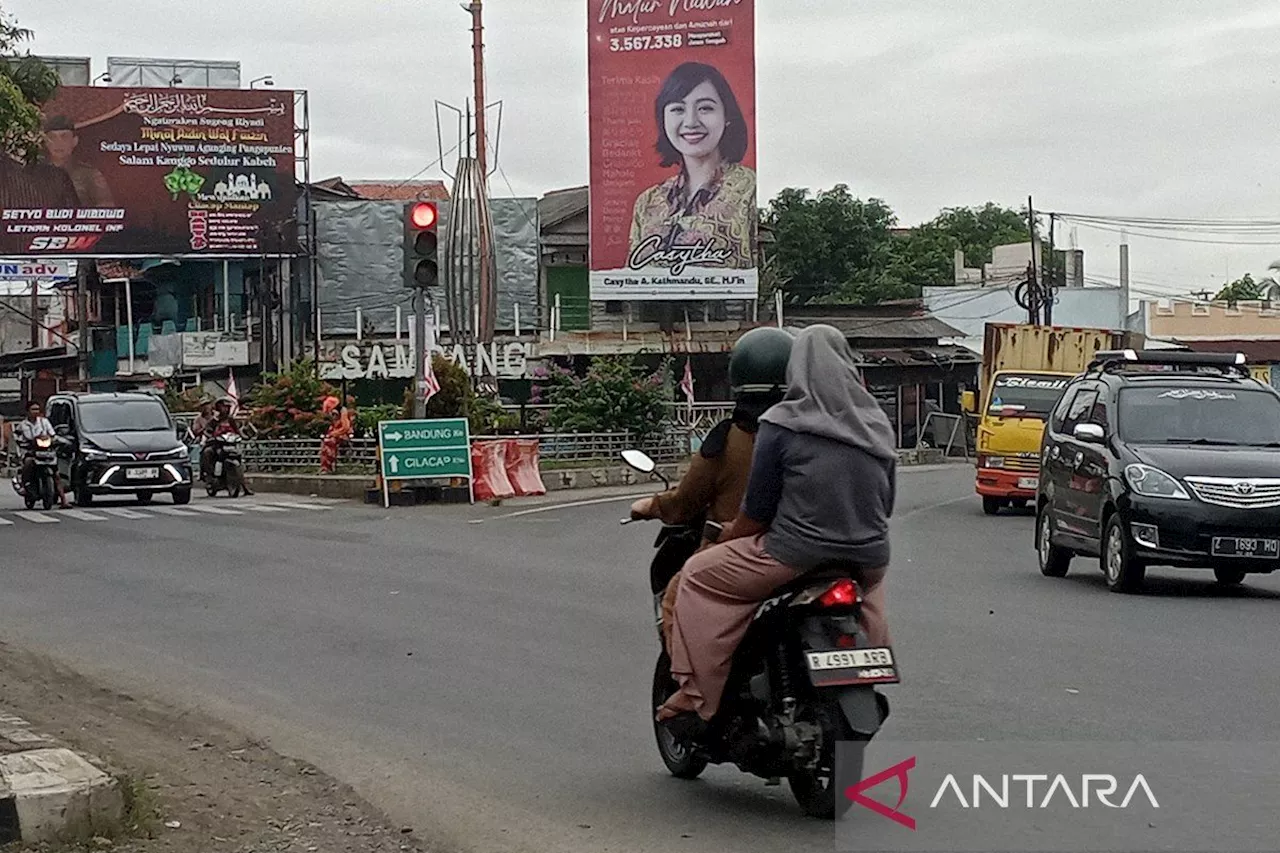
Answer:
319, 396, 355, 474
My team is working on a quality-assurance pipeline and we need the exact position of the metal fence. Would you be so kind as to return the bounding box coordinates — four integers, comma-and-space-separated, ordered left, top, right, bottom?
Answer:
238, 429, 692, 473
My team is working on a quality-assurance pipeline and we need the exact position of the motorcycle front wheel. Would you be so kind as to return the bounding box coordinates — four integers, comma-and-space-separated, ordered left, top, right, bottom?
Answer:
651, 652, 707, 780
40, 474, 55, 511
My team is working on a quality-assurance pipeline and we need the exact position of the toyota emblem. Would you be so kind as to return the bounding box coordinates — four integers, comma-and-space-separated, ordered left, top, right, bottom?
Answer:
1234, 481, 1256, 495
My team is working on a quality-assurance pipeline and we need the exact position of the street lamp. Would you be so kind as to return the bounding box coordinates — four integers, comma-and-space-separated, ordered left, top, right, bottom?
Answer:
169, 74, 183, 86
92, 72, 111, 85
249, 75, 274, 88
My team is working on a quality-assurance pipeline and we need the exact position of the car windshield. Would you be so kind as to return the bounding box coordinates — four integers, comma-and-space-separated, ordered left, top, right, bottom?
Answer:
79, 400, 172, 433
986, 373, 1071, 420
1118, 386, 1280, 445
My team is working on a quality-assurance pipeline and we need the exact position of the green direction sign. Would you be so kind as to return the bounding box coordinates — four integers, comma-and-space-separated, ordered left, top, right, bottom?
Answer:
377, 418, 470, 481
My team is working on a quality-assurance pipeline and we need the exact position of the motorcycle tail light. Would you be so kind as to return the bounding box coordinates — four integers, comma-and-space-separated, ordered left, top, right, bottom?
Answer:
836, 634, 857, 648
818, 578, 859, 607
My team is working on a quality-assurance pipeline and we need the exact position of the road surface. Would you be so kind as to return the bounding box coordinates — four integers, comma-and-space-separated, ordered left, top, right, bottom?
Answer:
1, 467, 1277, 852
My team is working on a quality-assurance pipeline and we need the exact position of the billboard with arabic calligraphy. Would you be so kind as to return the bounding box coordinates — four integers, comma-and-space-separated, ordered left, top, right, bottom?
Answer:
587, 0, 758, 302
0, 86, 297, 257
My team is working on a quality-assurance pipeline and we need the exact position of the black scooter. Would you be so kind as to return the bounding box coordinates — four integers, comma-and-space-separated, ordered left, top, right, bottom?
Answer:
204, 433, 247, 498
621, 449, 898, 819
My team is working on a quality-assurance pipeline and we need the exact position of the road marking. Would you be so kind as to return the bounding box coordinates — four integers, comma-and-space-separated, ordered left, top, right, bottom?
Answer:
473, 492, 651, 523
239, 503, 290, 513
185, 504, 242, 515
256, 501, 329, 511
150, 506, 199, 516
14, 511, 60, 524
99, 507, 152, 520
62, 509, 105, 521
0, 516, 13, 526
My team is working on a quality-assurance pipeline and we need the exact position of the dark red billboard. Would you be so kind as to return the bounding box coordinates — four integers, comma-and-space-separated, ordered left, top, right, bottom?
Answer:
0, 86, 297, 257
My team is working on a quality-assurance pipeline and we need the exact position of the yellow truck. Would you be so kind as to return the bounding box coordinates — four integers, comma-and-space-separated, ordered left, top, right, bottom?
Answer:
964, 323, 1144, 515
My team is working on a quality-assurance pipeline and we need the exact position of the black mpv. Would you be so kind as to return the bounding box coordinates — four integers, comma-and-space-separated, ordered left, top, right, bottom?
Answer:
45, 392, 193, 506
1035, 349, 1280, 593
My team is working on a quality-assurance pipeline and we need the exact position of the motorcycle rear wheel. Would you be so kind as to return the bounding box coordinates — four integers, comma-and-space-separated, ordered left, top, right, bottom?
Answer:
651, 652, 708, 780
788, 699, 858, 820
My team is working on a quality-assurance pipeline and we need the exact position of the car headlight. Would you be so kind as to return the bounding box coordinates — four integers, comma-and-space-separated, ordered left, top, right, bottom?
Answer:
161, 446, 190, 460
80, 446, 109, 462
1124, 464, 1190, 500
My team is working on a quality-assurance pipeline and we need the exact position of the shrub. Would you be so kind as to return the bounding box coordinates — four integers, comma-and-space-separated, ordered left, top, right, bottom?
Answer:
246, 360, 339, 438
544, 356, 670, 440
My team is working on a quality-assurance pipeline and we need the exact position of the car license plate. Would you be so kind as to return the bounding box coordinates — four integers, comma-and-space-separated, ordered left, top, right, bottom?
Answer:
125, 467, 159, 481
1018, 477, 1039, 490
1211, 537, 1280, 559
804, 646, 899, 686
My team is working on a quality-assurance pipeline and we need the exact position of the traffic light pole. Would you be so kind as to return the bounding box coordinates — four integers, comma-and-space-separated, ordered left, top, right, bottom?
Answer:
413, 286, 428, 419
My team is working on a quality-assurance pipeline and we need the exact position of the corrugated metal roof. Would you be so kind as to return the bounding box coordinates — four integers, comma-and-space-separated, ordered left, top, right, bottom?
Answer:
787, 314, 967, 341
1181, 339, 1280, 362
855, 345, 982, 367
539, 186, 588, 230
346, 180, 450, 201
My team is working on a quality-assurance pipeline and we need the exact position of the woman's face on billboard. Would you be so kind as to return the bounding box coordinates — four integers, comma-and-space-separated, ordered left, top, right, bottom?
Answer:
663, 80, 726, 162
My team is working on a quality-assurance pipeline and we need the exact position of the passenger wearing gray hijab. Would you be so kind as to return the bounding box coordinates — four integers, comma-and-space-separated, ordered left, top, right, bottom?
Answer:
659, 324, 897, 725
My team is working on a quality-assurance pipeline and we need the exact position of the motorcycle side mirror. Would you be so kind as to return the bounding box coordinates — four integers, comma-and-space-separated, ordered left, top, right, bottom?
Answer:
620, 448, 668, 489
621, 449, 656, 474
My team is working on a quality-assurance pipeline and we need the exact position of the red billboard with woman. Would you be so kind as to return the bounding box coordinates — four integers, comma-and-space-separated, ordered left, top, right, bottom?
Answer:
588, 0, 758, 302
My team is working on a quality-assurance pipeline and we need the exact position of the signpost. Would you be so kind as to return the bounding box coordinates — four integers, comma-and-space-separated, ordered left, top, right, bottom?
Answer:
376, 417, 473, 507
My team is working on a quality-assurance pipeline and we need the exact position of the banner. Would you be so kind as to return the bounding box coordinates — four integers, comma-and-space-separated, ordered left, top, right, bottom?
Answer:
587, 0, 757, 302
0, 86, 297, 257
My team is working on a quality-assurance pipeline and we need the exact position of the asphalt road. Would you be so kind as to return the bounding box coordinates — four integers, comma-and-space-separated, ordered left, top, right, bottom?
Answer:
1, 467, 1278, 852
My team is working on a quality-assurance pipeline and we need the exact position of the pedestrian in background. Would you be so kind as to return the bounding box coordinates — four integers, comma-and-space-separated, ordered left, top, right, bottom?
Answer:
319, 396, 355, 474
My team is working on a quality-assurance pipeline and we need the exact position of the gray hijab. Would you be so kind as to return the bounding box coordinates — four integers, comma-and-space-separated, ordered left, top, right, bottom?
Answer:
759, 324, 898, 461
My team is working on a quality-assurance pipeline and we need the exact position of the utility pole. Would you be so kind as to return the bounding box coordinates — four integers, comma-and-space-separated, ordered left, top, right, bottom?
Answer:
413, 288, 428, 418
77, 261, 90, 386
1045, 212, 1056, 326
29, 280, 39, 348
1027, 195, 1040, 326
467, 0, 494, 344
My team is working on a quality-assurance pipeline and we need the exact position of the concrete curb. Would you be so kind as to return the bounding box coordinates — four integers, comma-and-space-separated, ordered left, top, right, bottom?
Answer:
245, 450, 967, 500
0, 713, 123, 844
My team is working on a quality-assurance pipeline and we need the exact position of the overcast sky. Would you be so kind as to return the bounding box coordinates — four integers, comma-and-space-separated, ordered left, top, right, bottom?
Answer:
16, 0, 1280, 300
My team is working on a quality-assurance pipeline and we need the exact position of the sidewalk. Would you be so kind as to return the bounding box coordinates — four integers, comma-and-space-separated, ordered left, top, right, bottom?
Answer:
0, 643, 436, 852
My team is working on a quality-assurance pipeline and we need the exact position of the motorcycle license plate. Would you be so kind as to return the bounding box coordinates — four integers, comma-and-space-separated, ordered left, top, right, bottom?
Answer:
804, 646, 900, 687
125, 467, 159, 480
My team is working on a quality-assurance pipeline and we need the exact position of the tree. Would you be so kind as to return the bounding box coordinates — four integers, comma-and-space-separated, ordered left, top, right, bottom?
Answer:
0, 9, 58, 163
762, 185, 900, 306
1215, 273, 1264, 303
888, 203, 1031, 289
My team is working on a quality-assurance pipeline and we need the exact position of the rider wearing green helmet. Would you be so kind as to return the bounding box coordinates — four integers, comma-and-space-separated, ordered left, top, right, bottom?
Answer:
630, 326, 795, 648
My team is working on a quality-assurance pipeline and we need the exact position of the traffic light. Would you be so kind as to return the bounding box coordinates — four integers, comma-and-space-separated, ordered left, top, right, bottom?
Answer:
403, 201, 439, 289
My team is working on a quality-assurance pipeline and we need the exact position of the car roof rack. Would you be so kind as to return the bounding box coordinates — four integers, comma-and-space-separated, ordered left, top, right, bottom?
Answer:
1086, 349, 1250, 377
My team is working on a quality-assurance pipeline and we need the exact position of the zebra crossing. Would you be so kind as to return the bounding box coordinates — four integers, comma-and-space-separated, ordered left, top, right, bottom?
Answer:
0, 498, 336, 527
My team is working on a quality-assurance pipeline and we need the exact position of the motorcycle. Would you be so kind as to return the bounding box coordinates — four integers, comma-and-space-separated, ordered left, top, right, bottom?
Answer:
620, 449, 898, 819
204, 433, 246, 498
11, 434, 61, 511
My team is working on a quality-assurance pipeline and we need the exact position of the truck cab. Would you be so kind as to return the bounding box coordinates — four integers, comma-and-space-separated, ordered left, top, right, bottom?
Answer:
974, 370, 1072, 514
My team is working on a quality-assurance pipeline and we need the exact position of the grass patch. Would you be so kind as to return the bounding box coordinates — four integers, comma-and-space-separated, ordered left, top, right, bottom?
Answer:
117, 774, 161, 839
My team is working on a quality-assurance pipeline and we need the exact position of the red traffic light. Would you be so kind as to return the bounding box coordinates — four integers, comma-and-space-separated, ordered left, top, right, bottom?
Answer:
409, 202, 437, 229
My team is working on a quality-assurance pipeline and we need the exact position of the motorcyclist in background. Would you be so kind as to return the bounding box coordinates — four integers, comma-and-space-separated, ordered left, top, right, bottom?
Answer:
630, 326, 794, 650
204, 396, 254, 496
14, 401, 70, 508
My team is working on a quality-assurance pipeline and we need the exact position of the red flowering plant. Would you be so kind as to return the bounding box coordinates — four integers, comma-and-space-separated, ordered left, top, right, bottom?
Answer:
245, 360, 341, 438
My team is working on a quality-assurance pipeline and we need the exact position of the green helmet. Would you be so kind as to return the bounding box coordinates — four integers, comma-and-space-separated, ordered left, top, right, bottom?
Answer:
729, 327, 794, 396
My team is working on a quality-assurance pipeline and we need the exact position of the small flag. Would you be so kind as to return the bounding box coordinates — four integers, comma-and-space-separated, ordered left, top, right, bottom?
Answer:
226, 369, 240, 412
680, 358, 695, 407
421, 322, 441, 403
